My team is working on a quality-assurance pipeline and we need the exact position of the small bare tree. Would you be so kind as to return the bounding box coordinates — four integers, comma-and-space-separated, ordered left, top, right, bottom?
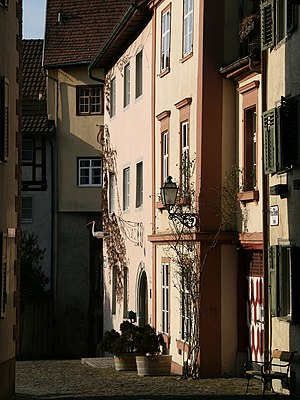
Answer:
164, 163, 242, 378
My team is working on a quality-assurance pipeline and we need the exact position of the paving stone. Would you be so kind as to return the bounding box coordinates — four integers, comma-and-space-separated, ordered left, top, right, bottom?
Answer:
14, 359, 285, 400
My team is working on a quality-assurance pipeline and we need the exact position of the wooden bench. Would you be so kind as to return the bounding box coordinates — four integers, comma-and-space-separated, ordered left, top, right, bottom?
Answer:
244, 349, 297, 397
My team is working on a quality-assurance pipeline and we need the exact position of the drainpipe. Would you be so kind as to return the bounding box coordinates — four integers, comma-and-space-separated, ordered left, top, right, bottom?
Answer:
45, 72, 59, 324
261, 49, 271, 362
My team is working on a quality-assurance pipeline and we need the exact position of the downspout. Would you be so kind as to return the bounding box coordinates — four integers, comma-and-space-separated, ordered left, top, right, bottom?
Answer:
261, 49, 271, 362
45, 72, 59, 323
151, 3, 157, 329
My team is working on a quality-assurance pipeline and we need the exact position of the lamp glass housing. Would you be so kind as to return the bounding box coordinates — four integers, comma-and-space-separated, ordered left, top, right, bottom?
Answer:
161, 176, 178, 207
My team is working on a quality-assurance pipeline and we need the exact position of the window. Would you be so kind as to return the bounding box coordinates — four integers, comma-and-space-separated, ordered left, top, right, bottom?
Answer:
263, 95, 300, 174
112, 265, 117, 315
135, 50, 143, 99
181, 121, 189, 195
22, 136, 46, 190
78, 158, 102, 187
181, 272, 192, 341
183, 0, 193, 57
76, 85, 103, 115
124, 63, 130, 107
269, 245, 300, 324
21, 197, 33, 223
162, 262, 169, 334
123, 167, 130, 210
261, 0, 297, 50
162, 131, 169, 184
0, 232, 7, 318
109, 172, 115, 214
136, 161, 143, 208
123, 266, 128, 319
161, 7, 171, 73
110, 77, 116, 118
0, 76, 9, 162
244, 107, 257, 190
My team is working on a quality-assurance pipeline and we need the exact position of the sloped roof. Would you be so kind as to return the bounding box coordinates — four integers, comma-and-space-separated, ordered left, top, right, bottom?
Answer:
89, 0, 152, 72
43, 0, 135, 68
22, 39, 53, 135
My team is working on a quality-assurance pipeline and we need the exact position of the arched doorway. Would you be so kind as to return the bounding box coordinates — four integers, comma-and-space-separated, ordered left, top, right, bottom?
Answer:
136, 266, 148, 327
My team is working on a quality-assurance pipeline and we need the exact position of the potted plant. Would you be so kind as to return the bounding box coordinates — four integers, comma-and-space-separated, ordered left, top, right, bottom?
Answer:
98, 321, 139, 371
135, 325, 172, 376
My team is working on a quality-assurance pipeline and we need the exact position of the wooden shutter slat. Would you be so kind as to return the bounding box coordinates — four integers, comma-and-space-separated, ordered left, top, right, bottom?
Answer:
261, 0, 275, 50
263, 108, 277, 174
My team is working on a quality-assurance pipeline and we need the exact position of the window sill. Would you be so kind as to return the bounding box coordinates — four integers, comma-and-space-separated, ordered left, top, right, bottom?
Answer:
176, 339, 190, 354
238, 190, 259, 203
180, 52, 193, 63
159, 67, 170, 78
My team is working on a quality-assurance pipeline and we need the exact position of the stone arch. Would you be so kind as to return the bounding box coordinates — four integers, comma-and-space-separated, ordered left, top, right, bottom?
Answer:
136, 262, 148, 327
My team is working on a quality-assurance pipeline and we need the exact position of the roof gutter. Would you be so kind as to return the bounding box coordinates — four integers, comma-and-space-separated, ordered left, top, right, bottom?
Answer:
88, 2, 139, 79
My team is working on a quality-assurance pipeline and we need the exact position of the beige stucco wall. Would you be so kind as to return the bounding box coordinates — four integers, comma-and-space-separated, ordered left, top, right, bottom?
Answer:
102, 24, 153, 332
46, 67, 104, 212
0, 1, 20, 397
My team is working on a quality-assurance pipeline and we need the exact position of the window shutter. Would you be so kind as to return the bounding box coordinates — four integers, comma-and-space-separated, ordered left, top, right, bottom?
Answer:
0, 76, 5, 162
269, 245, 278, 317
291, 247, 300, 325
261, 0, 275, 50
279, 96, 299, 169
0, 232, 8, 318
263, 108, 277, 174
287, 0, 298, 34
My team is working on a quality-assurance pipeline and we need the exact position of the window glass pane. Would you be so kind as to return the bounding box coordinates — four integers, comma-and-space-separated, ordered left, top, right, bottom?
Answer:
78, 158, 102, 186
136, 161, 143, 208
124, 64, 130, 107
136, 50, 143, 98
22, 139, 33, 162
21, 197, 33, 223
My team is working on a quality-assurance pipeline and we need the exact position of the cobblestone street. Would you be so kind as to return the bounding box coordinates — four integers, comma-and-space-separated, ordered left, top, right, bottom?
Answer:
14, 358, 286, 400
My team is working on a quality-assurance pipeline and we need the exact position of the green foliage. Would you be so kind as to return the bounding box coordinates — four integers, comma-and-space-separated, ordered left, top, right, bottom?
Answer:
20, 231, 48, 304
135, 324, 164, 355
99, 322, 164, 355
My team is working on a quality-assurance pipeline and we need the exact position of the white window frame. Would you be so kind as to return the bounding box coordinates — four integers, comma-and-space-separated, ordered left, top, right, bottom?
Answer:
162, 131, 169, 184
161, 8, 171, 72
77, 86, 103, 115
123, 167, 130, 210
183, 0, 193, 56
162, 262, 169, 334
181, 121, 189, 195
124, 63, 130, 108
78, 158, 102, 187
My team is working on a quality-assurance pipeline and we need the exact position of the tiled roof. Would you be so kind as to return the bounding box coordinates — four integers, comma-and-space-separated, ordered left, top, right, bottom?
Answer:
22, 39, 53, 135
43, 0, 134, 68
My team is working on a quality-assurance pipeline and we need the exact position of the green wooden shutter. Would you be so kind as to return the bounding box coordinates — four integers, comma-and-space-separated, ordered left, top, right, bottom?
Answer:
263, 108, 277, 174
261, 0, 275, 50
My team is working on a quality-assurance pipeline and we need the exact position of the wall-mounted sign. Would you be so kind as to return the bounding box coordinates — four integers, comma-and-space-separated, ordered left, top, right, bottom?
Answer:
270, 205, 279, 226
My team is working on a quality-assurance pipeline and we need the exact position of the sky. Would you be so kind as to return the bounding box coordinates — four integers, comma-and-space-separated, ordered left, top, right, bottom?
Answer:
23, 0, 47, 39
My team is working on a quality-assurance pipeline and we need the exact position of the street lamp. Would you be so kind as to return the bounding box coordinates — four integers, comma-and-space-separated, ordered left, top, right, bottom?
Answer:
160, 176, 199, 229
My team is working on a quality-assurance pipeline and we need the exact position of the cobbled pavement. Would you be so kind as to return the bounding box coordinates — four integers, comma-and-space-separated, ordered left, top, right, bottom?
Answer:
14, 358, 286, 400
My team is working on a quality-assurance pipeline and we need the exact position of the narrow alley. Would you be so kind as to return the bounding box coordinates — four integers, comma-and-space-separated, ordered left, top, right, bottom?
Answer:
15, 358, 282, 400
